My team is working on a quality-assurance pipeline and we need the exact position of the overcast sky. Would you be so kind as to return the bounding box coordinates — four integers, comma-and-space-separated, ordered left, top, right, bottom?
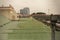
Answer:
0, 0, 60, 14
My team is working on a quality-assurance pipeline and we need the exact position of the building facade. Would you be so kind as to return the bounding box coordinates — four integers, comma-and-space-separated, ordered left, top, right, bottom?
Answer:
23, 7, 30, 15
0, 5, 19, 20
20, 7, 30, 17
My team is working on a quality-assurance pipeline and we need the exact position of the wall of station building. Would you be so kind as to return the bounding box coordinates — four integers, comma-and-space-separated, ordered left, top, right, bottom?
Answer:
0, 10, 19, 20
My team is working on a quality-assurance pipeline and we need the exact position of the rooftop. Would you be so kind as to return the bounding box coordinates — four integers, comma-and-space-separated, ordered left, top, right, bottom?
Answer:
0, 5, 14, 11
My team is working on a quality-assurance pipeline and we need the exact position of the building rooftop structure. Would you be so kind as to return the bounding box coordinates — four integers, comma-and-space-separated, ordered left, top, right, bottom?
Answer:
0, 5, 14, 11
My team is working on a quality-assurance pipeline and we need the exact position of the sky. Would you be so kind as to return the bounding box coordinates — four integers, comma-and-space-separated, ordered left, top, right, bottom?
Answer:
0, 0, 60, 14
